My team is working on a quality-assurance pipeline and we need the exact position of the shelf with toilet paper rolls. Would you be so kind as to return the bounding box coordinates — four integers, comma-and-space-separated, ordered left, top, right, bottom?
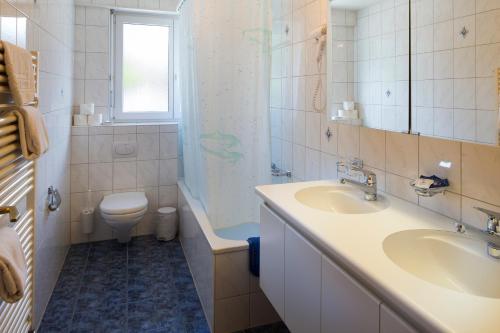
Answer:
330, 110, 362, 126
330, 101, 362, 126
73, 103, 103, 126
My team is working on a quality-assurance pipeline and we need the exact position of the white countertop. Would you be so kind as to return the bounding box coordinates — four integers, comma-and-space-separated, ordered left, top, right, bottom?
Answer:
256, 180, 500, 333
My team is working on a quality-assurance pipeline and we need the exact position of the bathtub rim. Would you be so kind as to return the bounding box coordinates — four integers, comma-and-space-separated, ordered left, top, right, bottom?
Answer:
178, 179, 251, 254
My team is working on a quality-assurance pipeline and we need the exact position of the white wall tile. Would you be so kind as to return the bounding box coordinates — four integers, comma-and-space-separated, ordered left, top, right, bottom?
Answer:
137, 133, 160, 160
453, 47, 475, 78
159, 132, 178, 159
476, 77, 497, 110
85, 26, 109, 52
453, 108, 475, 141
453, 0, 476, 18
305, 112, 320, 149
71, 164, 89, 193
453, 78, 476, 109
159, 185, 178, 207
476, 110, 498, 144
85, 53, 109, 80
113, 161, 137, 189
293, 110, 306, 145
85, 7, 110, 26
89, 135, 113, 162
159, 159, 178, 186
137, 160, 160, 187
85, 80, 109, 106
453, 15, 475, 48
71, 136, 89, 164
89, 163, 113, 191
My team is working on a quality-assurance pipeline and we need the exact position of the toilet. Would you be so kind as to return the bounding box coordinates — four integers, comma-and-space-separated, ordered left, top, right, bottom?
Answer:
99, 192, 148, 243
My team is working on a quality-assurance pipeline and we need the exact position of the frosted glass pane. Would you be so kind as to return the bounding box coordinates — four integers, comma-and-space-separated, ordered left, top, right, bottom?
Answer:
1, 17, 17, 44
122, 23, 169, 113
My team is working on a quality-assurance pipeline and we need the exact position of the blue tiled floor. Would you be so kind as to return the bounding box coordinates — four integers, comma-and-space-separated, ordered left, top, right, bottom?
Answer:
39, 236, 290, 333
39, 236, 209, 333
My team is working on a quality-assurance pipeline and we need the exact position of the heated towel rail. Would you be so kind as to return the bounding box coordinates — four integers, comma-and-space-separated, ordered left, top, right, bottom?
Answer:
0, 42, 39, 333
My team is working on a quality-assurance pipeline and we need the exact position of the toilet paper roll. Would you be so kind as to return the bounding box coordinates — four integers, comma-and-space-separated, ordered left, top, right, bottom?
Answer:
73, 114, 88, 126
87, 114, 103, 126
80, 103, 95, 115
80, 208, 94, 234
338, 109, 359, 119
343, 101, 355, 111
338, 109, 347, 118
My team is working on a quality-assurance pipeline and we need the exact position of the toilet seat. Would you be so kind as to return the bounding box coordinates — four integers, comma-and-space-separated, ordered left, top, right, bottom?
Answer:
101, 207, 148, 222
100, 192, 148, 215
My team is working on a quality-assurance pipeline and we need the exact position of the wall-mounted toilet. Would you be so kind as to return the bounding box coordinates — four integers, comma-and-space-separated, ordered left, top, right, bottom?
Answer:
100, 192, 148, 243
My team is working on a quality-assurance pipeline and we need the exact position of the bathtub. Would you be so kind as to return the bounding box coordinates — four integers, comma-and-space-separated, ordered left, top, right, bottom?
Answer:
177, 181, 280, 333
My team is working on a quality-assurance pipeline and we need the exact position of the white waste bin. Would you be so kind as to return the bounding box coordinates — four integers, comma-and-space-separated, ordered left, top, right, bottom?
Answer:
156, 207, 178, 241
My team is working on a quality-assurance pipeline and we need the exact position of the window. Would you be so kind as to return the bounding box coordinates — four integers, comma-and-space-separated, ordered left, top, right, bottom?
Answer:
113, 13, 174, 121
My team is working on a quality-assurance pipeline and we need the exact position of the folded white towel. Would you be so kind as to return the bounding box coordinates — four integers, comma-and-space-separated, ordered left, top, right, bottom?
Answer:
0, 226, 27, 303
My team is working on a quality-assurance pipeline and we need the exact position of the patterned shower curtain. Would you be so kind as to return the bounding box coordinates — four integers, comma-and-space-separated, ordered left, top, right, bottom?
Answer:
179, 0, 272, 229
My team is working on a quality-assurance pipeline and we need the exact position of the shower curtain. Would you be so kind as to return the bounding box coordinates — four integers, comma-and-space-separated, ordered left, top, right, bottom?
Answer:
179, 0, 272, 230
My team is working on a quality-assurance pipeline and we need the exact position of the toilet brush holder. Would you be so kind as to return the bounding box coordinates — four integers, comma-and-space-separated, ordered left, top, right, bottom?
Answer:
80, 208, 95, 234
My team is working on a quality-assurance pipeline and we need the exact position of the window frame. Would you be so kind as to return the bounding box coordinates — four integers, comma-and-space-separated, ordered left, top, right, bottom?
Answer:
112, 12, 174, 121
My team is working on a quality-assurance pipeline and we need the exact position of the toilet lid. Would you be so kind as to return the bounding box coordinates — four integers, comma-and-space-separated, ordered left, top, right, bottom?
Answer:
100, 192, 148, 215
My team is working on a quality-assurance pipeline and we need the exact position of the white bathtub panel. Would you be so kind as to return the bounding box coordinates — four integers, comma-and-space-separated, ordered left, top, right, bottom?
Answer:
179, 189, 215, 331
215, 295, 250, 333
215, 251, 250, 299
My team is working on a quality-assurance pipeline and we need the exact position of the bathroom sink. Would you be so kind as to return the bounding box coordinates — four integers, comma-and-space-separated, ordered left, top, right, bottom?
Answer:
294, 186, 389, 214
383, 230, 500, 299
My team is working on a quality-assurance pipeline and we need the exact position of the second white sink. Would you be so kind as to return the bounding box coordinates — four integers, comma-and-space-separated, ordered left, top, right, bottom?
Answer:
383, 229, 500, 299
294, 185, 389, 214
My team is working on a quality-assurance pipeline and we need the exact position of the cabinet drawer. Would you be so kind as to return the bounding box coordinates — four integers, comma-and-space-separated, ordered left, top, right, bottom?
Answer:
321, 256, 380, 333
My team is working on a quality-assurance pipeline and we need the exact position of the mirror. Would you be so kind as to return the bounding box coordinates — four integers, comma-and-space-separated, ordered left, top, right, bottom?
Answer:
326, 0, 500, 145
410, 1, 499, 145
327, 0, 410, 133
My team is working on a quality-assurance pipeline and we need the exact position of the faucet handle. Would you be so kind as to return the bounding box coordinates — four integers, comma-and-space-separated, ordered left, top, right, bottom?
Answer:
474, 207, 500, 220
474, 207, 500, 234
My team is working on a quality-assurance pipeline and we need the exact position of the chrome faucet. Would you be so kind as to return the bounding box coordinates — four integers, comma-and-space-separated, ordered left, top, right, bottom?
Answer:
337, 158, 377, 201
455, 207, 500, 259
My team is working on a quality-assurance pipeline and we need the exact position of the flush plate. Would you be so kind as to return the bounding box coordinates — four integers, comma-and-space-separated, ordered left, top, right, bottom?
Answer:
113, 141, 137, 159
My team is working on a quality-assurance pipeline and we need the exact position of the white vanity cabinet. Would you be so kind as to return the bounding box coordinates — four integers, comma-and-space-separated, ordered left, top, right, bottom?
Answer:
284, 225, 322, 333
260, 205, 286, 319
321, 256, 380, 333
380, 304, 418, 333
260, 204, 418, 333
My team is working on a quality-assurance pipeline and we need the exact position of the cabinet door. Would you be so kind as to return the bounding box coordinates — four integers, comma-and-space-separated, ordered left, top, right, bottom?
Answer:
380, 304, 418, 333
285, 225, 322, 333
321, 256, 380, 333
260, 205, 286, 320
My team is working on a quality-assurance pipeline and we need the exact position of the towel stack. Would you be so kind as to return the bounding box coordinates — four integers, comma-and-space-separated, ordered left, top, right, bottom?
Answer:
2, 41, 49, 160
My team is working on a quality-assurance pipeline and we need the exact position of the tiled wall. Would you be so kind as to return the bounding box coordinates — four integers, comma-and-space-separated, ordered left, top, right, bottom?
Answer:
70, 123, 179, 243
333, 124, 500, 232
72, 0, 180, 121
347, 1, 409, 131
3, 0, 75, 328
411, 0, 500, 144
271, 0, 337, 183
